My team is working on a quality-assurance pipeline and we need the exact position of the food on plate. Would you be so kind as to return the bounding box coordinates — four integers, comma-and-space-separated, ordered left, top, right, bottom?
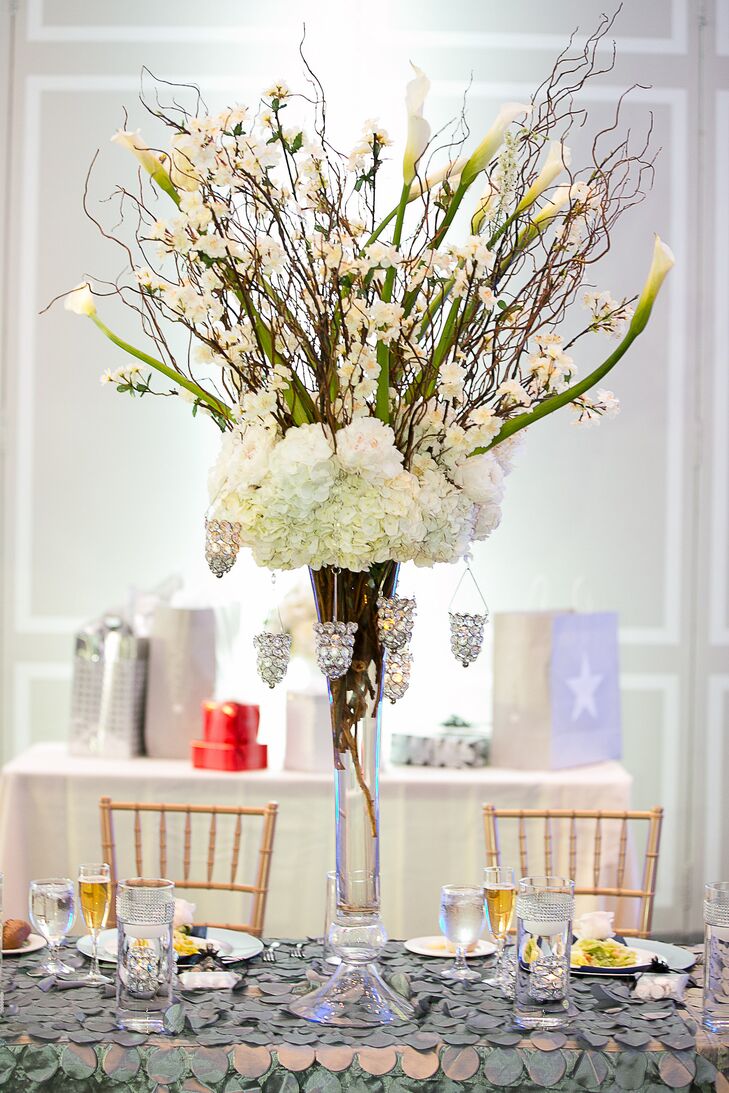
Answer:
523, 937, 541, 963
3, 919, 32, 950
172, 929, 221, 957
571, 938, 638, 968
173, 929, 203, 957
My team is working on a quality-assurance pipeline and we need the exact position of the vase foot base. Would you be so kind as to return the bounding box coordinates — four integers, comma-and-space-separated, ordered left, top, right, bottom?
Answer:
289, 961, 414, 1026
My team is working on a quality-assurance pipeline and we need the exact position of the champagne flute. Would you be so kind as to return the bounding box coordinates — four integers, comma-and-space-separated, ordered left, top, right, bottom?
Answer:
29, 878, 76, 975
483, 865, 516, 989
78, 863, 112, 984
439, 885, 485, 981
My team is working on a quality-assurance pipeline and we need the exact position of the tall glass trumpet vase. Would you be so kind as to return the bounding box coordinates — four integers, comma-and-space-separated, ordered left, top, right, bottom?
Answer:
290, 564, 414, 1026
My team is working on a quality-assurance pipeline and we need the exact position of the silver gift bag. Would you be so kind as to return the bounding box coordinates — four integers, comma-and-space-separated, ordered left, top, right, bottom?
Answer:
144, 606, 216, 760
70, 616, 148, 758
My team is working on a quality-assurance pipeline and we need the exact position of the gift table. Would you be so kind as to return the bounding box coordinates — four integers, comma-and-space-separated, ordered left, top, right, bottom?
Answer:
0, 940, 724, 1090
0, 745, 632, 938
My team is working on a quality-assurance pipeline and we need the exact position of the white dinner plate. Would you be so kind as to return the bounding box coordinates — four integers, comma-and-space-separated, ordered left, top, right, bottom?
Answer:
77, 928, 263, 964
630, 937, 696, 971
2, 932, 46, 956
404, 935, 497, 959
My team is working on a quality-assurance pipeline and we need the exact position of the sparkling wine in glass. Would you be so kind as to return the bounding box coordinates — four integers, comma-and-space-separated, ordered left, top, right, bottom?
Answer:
439, 885, 485, 981
78, 863, 112, 984
29, 878, 76, 975
483, 865, 516, 990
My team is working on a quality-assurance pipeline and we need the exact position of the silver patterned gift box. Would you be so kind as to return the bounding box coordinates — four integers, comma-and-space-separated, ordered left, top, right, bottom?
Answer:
389, 717, 491, 768
70, 615, 148, 758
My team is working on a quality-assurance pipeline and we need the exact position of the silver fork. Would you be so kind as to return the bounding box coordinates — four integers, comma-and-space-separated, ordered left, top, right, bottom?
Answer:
262, 941, 280, 963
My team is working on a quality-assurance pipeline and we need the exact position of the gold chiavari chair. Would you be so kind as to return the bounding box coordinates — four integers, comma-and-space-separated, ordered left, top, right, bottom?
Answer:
483, 805, 663, 938
99, 797, 278, 936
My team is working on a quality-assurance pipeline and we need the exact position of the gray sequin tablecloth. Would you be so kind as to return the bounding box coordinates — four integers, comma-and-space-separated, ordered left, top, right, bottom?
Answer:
0, 939, 725, 1091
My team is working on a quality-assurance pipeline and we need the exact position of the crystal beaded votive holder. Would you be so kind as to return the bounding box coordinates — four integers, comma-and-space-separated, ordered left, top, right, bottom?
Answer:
704, 881, 729, 1032
116, 879, 175, 1034
514, 876, 575, 1030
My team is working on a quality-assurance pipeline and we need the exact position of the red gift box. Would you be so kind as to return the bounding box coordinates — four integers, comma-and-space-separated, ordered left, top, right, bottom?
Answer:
192, 701, 267, 771
202, 701, 260, 745
191, 739, 267, 771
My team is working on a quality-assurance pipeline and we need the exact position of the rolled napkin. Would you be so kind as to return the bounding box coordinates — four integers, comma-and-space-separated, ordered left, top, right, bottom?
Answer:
573, 910, 615, 940
178, 971, 238, 990
37, 976, 94, 992
633, 972, 689, 1001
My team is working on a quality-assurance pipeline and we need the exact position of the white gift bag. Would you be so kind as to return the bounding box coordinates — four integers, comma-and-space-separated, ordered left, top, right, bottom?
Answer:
144, 606, 216, 759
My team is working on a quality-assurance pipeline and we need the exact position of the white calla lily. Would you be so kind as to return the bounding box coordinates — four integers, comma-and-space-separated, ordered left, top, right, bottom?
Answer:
471, 181, 498, 234
459, 102, 531, 189
111, 129, 179, 203
531, 182, 574, 227
516, 141, 572, 213
407, 154, 468, 201
630, 235, 675, 335
403, 64, 432, 184
64, 281, 96, 317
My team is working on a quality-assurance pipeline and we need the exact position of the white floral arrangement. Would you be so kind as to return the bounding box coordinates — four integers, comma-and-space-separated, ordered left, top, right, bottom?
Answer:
62, 21, 673, 577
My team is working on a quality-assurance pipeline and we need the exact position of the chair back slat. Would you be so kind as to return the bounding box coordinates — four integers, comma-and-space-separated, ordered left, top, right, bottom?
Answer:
568, 813, 577, 882
98, 799, 279, 937
617, 816, 628, 888
482, 805, 663, 938
231, 813, 243, 884
207, 811, 217, 884
517, 814, 528, 877
183, 810, 192, 883
134, 809, 143, 875
593, 813, 603, 888
159, 808, 167, 879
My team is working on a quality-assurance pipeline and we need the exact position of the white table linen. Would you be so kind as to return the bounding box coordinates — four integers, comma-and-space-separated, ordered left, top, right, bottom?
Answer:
0, 744, 631, 938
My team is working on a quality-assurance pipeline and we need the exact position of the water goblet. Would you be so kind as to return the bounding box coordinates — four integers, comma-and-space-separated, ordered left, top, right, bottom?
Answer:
439, 885, 485, 981
29, 877, 76, 975
78, 862, 112, 984
483, 865, 516, 990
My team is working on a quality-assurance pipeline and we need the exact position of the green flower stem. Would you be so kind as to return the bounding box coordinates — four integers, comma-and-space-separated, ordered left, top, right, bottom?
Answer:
364, 205, 398, 249
151, 166, 181, 206
375, 182, 410, 423
89, 315, 231, 420
472, 290, 668, 455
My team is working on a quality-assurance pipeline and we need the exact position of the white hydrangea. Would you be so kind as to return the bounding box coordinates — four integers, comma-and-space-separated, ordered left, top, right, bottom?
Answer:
208, 418, 502, 571
455, 452, 504, 505
335, 419, 403, 480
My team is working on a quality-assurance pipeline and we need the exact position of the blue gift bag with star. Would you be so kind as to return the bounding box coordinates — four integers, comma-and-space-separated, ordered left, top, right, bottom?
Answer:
491, 611, 621, 770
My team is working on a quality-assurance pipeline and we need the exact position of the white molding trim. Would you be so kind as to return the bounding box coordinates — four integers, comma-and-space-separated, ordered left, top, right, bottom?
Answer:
25, 0, 689, 54
710, 92, 729, 645
705, 675, 729, 881
16, 78, 686, 642
621, 673, 681, 912
13, 661, 71, 754
717, 0, 729, 56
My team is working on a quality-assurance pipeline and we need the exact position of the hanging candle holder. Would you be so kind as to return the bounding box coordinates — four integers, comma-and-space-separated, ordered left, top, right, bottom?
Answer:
253, 574, 291, 688
377, 594, 417, 651
314, 569, 358, 681
253, 631, 292, 689
448, 560, 490, 668
204, 516, 242, 578
314, 622, 358, 680
384, 648, 412, 703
